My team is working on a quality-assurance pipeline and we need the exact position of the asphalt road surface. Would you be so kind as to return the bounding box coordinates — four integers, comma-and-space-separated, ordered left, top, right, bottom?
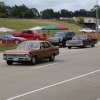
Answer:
0, 42, 100, 100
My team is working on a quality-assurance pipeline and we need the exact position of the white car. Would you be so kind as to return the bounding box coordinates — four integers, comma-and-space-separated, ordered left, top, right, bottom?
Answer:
79, 28, 96, 33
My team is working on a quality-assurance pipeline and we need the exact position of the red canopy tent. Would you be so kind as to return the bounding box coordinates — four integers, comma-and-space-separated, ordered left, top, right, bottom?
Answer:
56, 25, 68, 30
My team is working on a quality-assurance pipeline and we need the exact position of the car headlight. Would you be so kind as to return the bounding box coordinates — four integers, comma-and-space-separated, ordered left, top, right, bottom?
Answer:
59, 38, 63, 41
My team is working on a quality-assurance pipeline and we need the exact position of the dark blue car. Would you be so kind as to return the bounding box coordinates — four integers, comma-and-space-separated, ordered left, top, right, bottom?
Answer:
0, 35, 26, 44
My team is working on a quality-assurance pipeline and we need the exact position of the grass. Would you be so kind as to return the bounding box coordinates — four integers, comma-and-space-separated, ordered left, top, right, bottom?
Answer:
0, 46, 17, 52
0, 19, 83, 36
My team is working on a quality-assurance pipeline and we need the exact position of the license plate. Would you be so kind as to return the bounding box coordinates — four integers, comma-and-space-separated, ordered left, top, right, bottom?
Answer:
13, 58, 18, 61
73, 44, 76, 46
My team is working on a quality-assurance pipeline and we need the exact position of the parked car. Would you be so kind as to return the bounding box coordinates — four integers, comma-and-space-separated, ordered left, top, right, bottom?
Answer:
66, 35, 98, 49
3, 40, 59, 65
48, 31, 75, 47
12, 29, 47, 40
79, 28, 96, 33
0, 35, 26, 44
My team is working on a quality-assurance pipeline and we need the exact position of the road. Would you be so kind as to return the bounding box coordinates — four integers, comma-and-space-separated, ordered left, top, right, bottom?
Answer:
0, 43, 100, 100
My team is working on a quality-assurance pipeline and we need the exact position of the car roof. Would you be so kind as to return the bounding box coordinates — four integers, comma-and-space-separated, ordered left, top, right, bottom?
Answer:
75, 35, 87, 37
22, 40, 48, 43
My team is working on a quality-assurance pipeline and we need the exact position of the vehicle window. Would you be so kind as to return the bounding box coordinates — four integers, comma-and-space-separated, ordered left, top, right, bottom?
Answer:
72, 36, 86, 40
53, 32, 66, 37
40, 43, 45, 49
67, 32, 72, 36
26, 43, 39, 49
32, 30, 38, 34
71, 32, 75, 36
87, 35, 92, 39
17, 42, 26, 49
28, 30, 32, 34
44, 42, 50, 48
23, 30, 29, 34
17, 42, 39, 49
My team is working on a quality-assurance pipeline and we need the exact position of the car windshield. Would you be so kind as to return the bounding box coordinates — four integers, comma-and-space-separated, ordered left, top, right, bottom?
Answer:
17, 42, 39, 50
53, 32, 66, 37
72, 36, 86, 40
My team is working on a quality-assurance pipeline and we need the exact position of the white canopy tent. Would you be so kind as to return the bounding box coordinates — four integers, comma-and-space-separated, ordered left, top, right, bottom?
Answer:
0, 27, 15, 32
28, 26, 43, 30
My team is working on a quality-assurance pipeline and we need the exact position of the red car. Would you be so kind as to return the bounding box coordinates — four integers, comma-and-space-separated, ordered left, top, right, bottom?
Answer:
12, 29, 47, 40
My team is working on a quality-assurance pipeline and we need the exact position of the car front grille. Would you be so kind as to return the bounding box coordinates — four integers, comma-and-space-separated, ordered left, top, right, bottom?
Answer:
5, 54, 27, 58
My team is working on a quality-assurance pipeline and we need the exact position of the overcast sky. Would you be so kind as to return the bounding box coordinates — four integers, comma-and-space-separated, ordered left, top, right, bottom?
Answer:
2, 0, 100, 12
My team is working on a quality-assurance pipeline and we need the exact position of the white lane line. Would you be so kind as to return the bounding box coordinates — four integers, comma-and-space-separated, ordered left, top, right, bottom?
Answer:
69, 49, 84, 52
31, 62, 60, 69
61, 49, 84, 53
7, 69, 100, 100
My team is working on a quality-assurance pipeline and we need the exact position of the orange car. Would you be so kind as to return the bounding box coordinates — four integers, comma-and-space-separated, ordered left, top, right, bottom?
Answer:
3, 40, 59, 65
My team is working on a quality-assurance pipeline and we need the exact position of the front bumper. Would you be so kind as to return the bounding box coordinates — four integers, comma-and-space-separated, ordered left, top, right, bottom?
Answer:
3, 54, 31, 61
66, 44, 83, 47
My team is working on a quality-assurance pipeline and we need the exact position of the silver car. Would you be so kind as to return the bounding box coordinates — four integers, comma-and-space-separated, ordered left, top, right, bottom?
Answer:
79, 28, 96, 33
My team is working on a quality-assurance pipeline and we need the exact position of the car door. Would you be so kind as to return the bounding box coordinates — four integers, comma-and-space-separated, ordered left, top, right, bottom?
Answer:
87, 35, 93, 45
37, 43, 47, 59
43, 42, 52, 58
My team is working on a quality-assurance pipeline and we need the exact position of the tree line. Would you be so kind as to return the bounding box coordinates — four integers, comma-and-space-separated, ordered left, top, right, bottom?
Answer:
0, 1, 100, 19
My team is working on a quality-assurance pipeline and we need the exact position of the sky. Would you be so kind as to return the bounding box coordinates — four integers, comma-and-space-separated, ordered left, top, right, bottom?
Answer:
2, 0, 100, 12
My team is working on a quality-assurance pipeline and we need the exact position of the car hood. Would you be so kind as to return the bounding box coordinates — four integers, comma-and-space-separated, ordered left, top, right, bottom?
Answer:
49, 37, 61, 40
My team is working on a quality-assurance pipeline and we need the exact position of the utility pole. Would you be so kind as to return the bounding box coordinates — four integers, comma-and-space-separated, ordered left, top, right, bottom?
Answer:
96, 0, 99, 39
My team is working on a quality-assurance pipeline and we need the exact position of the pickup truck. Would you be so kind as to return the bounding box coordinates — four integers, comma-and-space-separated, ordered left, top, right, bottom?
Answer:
12, 29, 47, 40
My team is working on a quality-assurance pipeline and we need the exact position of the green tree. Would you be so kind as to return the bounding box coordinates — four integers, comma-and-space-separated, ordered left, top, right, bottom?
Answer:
78, 16, 84, 25
41, 9, 54, 19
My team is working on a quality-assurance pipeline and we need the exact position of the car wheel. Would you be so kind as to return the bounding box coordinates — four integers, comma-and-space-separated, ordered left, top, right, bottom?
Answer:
15, 40, 19, 44
31, 56, 36, 65
83, 43, 86, 48
49, 54, 55, 62
0, 40, 2, 43
7, 61, 13, 65
82, 31, 85, 33
91, 42, 95, 47
62, 41, 66, 47
68, 46, 71, 49
91, 31, 94, 33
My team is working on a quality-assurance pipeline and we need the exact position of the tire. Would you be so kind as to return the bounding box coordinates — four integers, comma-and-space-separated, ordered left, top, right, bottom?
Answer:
7, 61, 13, 65
30, 56, 36, 65
82, 31, 85, 33
91, 31, 94, 33
0, 40, 2, 43
62, 41, 66, 47
15, 40, 19, 44
83, 43, 86, 48
68, 46, 71, 49
49, 54, 55, 62
91, 43, 95, 47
